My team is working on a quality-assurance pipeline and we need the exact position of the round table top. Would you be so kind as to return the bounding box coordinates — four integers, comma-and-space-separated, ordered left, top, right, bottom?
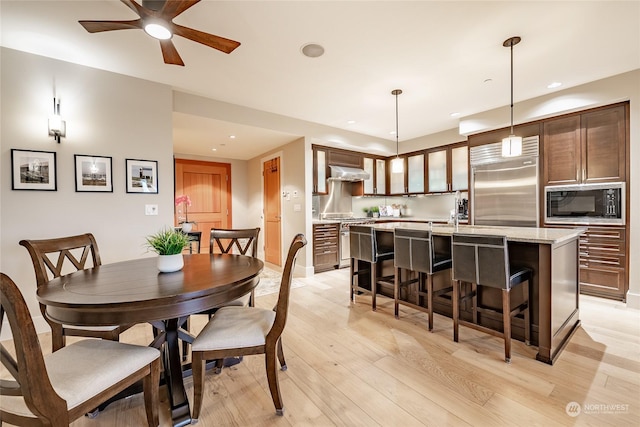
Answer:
37, 253, 264, 326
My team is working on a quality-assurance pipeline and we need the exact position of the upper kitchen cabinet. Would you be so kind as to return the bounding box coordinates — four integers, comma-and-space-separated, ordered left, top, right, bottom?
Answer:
327, 149, 362, 168
389, 157, 406, 195
407, 153, 425, 193
363, 156, 387, 195
543, 104, 627, 186
313, 146, 328, 195
427, 142, 468, 193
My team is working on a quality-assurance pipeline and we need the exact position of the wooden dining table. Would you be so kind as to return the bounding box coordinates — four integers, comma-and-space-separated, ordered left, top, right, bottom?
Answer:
37, 253, 264, 427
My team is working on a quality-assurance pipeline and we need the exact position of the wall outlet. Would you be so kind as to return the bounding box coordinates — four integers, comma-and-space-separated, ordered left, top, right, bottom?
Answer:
145, 204, 158, 215
293, 203, 301, 212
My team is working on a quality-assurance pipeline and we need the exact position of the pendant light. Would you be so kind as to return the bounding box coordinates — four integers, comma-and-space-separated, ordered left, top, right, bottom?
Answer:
391, 89, 404, 173
502, 36, 522, 157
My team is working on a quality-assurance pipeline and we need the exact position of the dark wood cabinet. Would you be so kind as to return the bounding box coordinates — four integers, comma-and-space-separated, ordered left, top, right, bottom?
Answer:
362, 156, 387, 195
543, 104, 626, 186
327, 149, 362, 168
426, 142, 468, 193
579, 226, 627, 301
313, 223, 339, 273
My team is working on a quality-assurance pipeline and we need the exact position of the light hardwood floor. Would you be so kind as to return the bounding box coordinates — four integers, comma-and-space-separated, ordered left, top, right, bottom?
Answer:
2, 268, 639, 426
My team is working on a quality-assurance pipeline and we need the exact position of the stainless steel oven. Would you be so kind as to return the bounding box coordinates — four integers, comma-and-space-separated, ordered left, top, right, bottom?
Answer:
544, 182, 625, 225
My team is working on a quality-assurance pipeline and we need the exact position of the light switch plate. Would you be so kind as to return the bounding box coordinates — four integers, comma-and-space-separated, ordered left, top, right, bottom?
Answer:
145, 204, 158, 215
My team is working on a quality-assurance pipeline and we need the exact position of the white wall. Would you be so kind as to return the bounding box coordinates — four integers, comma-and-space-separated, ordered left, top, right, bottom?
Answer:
1, 48, 174, 337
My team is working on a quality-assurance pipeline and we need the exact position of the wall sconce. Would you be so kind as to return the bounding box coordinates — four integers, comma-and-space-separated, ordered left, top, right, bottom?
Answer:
48, 98, 66, 143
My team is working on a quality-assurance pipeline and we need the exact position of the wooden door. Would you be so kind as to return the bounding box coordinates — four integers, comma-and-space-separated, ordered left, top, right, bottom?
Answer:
263, 157, 281, 266
175, 159, 231, 253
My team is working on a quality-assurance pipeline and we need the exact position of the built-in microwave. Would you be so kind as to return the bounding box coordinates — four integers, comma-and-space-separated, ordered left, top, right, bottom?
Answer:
544, 183, 625, 225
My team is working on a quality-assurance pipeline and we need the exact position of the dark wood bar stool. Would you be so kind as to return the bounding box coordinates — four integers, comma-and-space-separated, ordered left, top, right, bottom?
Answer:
349, 225, 394, 311
451, 233, 531, 363
393, 228, 453, 331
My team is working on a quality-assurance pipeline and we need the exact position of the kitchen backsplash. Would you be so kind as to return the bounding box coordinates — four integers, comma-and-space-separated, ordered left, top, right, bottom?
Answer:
351, 192, 467, 220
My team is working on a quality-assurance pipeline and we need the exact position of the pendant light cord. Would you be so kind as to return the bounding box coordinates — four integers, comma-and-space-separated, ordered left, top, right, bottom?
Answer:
391, 89, 402, 158
509, 41, 514, 135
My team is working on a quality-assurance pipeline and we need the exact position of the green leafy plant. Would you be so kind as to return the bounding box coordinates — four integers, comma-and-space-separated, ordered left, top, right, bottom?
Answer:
370, 206, 379, 213
145, 227, 190, 255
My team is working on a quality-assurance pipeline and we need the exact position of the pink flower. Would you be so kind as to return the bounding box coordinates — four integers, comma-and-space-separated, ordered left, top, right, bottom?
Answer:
175, 195, 191, 207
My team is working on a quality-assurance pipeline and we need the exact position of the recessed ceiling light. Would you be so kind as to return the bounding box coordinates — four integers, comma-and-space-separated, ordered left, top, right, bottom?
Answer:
390, 131, 397, 135
450, 112, 461, 117
347, 120, 356, 124
229, 135, 236, 139
211, 148, 217, 151
547, 82, 562, 89
484, 78, 493, 83
301, 43, 325, 58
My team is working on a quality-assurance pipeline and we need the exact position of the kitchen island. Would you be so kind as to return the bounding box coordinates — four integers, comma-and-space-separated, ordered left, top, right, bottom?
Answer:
358, 222, 584, 364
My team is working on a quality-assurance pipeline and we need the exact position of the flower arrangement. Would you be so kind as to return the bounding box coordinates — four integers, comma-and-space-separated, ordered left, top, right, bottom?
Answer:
145, 227, 190, 256
175, 195, 194, 224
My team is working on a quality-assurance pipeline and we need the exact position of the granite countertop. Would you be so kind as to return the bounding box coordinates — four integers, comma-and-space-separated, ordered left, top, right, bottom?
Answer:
371, 222, 585, 245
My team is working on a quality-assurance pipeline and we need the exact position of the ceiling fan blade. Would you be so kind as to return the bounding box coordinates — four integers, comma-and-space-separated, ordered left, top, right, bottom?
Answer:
160, 0, 201, 19
172, 24, 240, 54
159, 39, 185, 66
121, 0, 147, 17
79, 19, 143, 33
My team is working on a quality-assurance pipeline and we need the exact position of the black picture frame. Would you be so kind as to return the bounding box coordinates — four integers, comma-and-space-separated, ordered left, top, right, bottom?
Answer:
11, 149, 57, 191
74, 154, 113, 192
125, 158, 158, 194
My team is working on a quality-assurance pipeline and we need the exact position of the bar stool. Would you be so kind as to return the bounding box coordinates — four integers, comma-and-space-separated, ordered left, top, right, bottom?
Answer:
349, 225, 394, 311
451, 233, 531, 363
393, 228, 453, 331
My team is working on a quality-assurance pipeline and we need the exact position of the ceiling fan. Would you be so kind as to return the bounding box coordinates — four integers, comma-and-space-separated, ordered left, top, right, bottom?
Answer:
79, 0, 241, 66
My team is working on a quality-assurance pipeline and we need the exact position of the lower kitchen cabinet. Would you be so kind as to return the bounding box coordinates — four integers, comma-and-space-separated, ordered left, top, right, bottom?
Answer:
313, 223, 339, 273
579, 226, 627, 301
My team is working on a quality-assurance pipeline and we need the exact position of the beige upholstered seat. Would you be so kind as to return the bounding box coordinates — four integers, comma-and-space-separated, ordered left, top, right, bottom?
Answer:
19, 233, 132, 352
190, 234, 307, 419
0, 273, 161, 427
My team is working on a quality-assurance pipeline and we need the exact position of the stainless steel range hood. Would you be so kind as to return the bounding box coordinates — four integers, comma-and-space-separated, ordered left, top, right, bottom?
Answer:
329, 165, 370, 181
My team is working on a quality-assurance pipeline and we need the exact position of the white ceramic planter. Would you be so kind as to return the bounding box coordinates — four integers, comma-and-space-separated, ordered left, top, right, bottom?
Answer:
157, 254, 184, 273
181, 222, 193, 232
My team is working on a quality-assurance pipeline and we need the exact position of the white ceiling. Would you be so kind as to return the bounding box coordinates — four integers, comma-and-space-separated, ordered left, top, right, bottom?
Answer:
2, 1, 639, 160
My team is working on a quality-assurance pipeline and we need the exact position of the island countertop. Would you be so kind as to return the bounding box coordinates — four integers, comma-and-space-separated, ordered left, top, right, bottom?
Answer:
371, 222, 585, 245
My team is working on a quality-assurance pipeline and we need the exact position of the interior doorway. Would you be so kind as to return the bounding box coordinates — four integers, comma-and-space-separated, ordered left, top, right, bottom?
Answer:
263, 156, 281, 266
174, 159, 232, 253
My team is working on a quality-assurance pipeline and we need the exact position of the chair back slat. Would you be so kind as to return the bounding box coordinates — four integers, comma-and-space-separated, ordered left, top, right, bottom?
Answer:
267, 234, 306, 341
452, 233, 510, 289
19, 233, 101, 287
210, 228, 260, 257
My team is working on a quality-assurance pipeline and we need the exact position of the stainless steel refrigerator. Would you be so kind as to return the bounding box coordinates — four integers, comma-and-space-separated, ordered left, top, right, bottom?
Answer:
470, 136, 539, 227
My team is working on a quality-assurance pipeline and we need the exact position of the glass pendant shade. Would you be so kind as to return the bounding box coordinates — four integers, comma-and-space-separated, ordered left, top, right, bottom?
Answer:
391, 157, 404, 173
502, 135, 522, 157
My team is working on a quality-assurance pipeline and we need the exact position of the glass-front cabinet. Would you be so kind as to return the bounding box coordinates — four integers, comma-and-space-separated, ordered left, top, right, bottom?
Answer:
362, 157, 387, 195
407, 153, 425, 193
313, 146, 328, 195
389, 157, 405, 194
451, 144, 468, 191
427, 142, 468, 193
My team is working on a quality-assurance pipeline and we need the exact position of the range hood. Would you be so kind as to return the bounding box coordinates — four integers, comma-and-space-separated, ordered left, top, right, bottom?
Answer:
329, 165, 370, 181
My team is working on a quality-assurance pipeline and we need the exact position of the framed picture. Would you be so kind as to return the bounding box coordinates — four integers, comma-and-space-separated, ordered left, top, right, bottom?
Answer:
11, 149, 57, 191
126, 158, 158, 193
74, 155, 113, 192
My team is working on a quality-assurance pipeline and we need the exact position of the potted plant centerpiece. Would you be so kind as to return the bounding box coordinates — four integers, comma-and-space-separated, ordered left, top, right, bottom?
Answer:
145, 227, 190, 273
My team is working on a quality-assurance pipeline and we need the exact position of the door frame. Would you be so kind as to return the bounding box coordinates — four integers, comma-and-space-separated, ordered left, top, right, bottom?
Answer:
261, 151, 283, 266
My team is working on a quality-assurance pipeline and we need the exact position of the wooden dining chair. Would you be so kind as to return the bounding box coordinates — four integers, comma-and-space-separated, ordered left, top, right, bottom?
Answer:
19, 233, 132, 352
0, 273, 161, 427
210, 227, 261, 308
191, 234, 307, 420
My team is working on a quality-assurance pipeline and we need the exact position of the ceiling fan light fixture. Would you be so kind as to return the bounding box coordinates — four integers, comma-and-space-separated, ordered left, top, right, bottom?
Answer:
144, 22, 172, 40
